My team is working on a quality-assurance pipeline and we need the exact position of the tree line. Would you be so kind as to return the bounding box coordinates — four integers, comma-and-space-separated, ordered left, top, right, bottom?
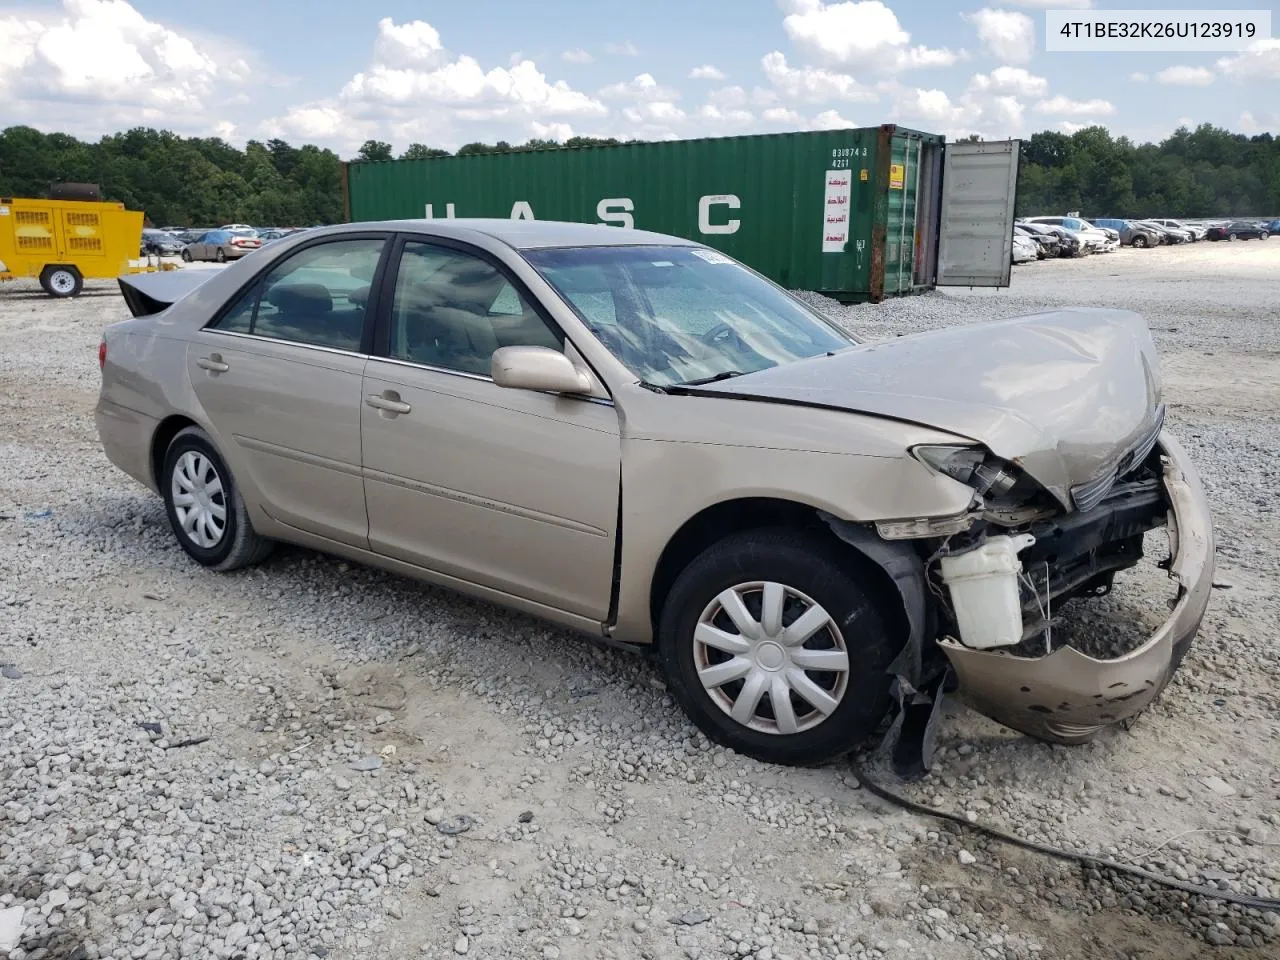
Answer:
1, 122, 1275, 227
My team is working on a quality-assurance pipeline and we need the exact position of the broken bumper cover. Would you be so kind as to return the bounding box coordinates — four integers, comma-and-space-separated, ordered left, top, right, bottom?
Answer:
939, 432, 1214, 744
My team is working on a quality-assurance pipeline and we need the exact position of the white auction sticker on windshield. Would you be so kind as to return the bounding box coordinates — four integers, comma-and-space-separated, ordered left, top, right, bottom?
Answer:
691, 248, 733, 264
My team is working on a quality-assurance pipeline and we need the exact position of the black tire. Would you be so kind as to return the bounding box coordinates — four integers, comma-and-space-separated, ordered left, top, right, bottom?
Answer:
1132, 235, 1148, 249
215, 247, 226, 263
39, 265, 83, 298
657, 528, 898, 767
1259, 233, 1268, 241
1228, 233, 1237, 241
161, 426, 273, 572
181, 248, 192, 262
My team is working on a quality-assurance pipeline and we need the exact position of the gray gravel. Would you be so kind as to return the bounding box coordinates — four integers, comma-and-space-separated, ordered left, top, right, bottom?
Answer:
3, 242, 1279, 960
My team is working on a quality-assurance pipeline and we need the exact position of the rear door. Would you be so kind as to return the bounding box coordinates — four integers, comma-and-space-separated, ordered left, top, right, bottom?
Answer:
935, 139, 1021, 288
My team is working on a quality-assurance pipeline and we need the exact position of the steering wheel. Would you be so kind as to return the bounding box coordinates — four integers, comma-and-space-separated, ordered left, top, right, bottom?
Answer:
698, 322, 738, 347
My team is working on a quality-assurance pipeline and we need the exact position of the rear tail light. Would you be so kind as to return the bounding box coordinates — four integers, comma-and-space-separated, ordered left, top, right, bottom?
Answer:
98, 340, 107, 370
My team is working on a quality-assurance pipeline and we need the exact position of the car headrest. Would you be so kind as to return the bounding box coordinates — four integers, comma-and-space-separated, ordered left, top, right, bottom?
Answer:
266, 283, 332, 315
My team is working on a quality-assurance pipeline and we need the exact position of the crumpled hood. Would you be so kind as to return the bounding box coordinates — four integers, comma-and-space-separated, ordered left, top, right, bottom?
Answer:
694, 308, 1163, 506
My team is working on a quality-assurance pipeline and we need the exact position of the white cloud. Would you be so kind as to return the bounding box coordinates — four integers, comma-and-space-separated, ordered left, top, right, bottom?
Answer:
761, 51, 879, 103
1058, 121, 1088, 134
264, 16, 606, 153
967, 66, 1047, 97
599, 73, 680, 101
1156, 65, 1214, 86
0, 0, 247, 129
530, 120, 574, 141
622, 101, 686, 124
964, 9, 1035, 64
1239, 111, 1278, 134
689, 64, 726, 81
809, 108, 856, 130
696, 104, 754, 125
604, 40, 640, 57
561, 49, 593, 64
1129, 72, 1149, 82
1034, 95, 1115, 117
1217, 39, 1280, 82
781, 1, 956, 73
763, 106, 804, 124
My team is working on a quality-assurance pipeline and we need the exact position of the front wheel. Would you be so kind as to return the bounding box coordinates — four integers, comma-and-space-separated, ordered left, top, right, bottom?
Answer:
215, 248, 226, 263
181, 248, 193, 262
161, 426, 273, 571
657, 529, 898, 766
1132, 235, 1148, 249
1228, 233, 1238, 241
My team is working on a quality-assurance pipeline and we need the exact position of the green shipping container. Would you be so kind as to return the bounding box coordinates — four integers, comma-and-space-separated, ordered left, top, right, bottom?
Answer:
345, 125, 1020, 303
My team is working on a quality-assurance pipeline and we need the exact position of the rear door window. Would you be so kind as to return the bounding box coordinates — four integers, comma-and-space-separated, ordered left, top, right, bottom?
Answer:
211, 238, 385, 351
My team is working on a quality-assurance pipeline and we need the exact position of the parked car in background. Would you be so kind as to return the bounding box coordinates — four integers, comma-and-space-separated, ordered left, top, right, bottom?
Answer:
99, 219, 1214, 765
1149, 219, 1206, 241
141, 228, 185, 257
181, 229, 263, 262
1011, 234, 1038, 264
1091, 218, 1161, 248
1019, 221, 1085, 257
219, 223, 256, 233
1022, 216, 1114, 252
1132, 220, 1188, 244
1205, 221, 1270, 241
1266, 219, 1280, 236
1014, 223, 1058, 258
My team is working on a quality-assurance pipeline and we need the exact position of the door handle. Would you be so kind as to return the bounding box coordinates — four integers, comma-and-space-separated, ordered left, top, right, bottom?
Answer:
365, 393, 412, 415
197, 354, 229, 373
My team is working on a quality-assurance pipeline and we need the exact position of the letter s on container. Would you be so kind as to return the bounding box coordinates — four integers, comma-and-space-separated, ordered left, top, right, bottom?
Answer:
698, 195, 741, 235
597, 198, 635, 229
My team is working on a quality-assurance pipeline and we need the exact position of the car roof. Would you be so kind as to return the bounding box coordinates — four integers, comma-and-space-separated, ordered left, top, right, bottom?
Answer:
340, 218, 701, 250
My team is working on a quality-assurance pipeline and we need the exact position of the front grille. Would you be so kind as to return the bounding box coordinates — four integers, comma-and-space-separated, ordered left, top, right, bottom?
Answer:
1070, 405, 1165, 512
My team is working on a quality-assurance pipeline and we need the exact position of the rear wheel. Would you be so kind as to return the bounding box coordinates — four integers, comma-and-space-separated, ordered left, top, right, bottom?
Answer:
181, 248, 193, 262
39, 265, 83, 298
657, 528, 898, 766
161, 426, 272, 572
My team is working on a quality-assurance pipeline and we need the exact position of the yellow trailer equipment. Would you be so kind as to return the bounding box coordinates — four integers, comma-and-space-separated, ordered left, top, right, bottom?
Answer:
0, 196, 161, 298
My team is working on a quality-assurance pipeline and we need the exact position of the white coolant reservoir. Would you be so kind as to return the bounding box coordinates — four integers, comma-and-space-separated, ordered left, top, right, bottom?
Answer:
939, 534, 1036, 650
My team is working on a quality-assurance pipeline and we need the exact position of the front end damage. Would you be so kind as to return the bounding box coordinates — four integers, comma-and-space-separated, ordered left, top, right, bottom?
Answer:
940, 433, 1213, 742
843, 430, 1214, 765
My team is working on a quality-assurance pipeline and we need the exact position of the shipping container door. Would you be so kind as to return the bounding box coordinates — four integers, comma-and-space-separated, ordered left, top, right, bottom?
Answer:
935, 140, 1020, 287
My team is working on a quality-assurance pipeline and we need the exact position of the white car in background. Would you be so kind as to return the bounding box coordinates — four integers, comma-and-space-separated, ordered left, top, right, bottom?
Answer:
1011, 234, 1039, 264
1022, 216, 1117, 253
1150, 218, 1207, 241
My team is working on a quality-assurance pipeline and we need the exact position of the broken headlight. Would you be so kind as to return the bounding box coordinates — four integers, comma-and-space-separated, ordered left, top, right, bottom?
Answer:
911, 444, 1019, 498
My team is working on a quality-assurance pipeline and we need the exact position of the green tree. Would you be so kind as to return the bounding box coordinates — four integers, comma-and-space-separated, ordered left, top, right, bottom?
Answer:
355, 139, 394, 162
400, 143, 451, 159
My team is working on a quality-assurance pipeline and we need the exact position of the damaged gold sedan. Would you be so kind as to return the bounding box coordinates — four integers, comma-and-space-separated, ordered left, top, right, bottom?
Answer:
100, 221, 1213, 767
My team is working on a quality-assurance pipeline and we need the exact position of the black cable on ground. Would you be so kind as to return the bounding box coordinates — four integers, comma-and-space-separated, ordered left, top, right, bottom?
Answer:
851, 761, 1280, 913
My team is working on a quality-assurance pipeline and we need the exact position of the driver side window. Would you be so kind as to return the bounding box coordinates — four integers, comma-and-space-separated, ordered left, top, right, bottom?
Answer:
389, 241, 562, 376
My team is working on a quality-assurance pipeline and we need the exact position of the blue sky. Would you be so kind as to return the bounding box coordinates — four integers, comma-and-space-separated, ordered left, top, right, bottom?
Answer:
1, 0, 1277, 156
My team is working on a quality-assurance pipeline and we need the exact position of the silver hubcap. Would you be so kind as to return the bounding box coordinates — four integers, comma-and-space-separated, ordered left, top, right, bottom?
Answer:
49, 270, 75, 294
694, 582, 850, 736
171, 451, 227, 548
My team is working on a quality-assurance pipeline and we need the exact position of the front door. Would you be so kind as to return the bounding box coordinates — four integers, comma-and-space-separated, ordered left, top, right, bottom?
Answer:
360, 238, 620, 619
187, 234, 389, 547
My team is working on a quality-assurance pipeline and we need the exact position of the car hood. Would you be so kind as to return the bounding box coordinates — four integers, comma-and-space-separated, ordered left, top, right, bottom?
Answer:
691, 308, 1163, 507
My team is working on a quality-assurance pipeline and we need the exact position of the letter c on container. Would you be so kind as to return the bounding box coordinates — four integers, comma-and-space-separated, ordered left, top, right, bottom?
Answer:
698, 195, 741, 235
597, 198, 635, 229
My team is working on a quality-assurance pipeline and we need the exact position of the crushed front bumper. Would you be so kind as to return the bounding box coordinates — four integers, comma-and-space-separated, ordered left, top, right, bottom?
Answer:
940, 433, 1214, 744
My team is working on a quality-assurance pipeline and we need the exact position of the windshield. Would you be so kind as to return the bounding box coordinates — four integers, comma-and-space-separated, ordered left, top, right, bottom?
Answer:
524, 245, 854, 387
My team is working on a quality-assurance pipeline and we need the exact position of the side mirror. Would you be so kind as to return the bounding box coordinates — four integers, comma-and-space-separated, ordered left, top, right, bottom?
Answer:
491, 346, 592, 394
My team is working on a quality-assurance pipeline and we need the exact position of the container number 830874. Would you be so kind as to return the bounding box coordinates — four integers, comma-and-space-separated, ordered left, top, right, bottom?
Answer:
829, 146, 869, 169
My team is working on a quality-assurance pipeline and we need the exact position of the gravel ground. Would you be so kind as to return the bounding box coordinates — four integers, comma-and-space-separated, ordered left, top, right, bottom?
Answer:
2, 242, 1279, 960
